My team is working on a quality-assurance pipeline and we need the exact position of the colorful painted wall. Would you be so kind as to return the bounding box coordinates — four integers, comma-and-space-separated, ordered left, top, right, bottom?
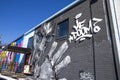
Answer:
23, 31, 34, 48
14, 36, 24, 73
0, 42, 16, 71
1, 36, 25, 72
0, 31, 34, 73
23, 31, 34, 65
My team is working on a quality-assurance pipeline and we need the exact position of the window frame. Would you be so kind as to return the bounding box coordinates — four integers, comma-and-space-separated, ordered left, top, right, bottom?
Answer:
56, 18, 69, 40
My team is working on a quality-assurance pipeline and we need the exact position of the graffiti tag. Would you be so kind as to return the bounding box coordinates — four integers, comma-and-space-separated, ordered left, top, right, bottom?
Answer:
79, 71, 94, 80
69, 13, 103, 43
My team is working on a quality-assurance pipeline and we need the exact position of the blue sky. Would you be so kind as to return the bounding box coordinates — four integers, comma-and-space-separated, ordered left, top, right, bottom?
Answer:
0, 0, 75, 44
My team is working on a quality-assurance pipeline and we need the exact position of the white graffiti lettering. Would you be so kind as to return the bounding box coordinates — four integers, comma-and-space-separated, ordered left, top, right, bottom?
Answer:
69, 13, 103, 43
80, 72, 94, 80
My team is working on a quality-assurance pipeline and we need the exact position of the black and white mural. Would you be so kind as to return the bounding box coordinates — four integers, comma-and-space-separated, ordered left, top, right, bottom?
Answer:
26, 12, 103, 80
24, 0, 118, 79
26, 22, 71, 80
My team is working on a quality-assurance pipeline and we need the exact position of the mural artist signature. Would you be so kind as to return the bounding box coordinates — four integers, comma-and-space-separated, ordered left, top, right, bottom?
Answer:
69, 13, 103, 43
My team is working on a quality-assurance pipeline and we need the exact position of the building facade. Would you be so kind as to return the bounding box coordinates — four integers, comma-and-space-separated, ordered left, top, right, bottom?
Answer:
1, 0, 119, 80
27, 0, 120, 80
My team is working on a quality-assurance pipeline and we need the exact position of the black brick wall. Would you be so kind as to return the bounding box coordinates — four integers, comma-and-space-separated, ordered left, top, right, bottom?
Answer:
34, 0, 118, 80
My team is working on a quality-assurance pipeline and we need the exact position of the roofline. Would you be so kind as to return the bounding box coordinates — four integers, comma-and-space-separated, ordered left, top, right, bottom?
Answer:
24, 0, 84, 35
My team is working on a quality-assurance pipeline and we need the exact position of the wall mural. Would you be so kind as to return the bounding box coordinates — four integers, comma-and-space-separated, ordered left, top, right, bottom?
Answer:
27, 22, 71, 80
69, 13, 103, 43
15, 37, 24, 73
27, 12, 102, 80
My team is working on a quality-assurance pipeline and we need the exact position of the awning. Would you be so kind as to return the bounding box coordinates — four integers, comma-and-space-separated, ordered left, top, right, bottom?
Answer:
1, 46, 31, 54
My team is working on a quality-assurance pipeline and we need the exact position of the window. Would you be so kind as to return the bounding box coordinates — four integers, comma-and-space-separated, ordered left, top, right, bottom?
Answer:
57, 19, 69, 39
27, 37, 33, 49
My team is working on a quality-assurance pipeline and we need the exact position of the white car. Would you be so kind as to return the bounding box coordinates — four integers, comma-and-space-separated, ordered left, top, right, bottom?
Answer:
0, 74, 17, 80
